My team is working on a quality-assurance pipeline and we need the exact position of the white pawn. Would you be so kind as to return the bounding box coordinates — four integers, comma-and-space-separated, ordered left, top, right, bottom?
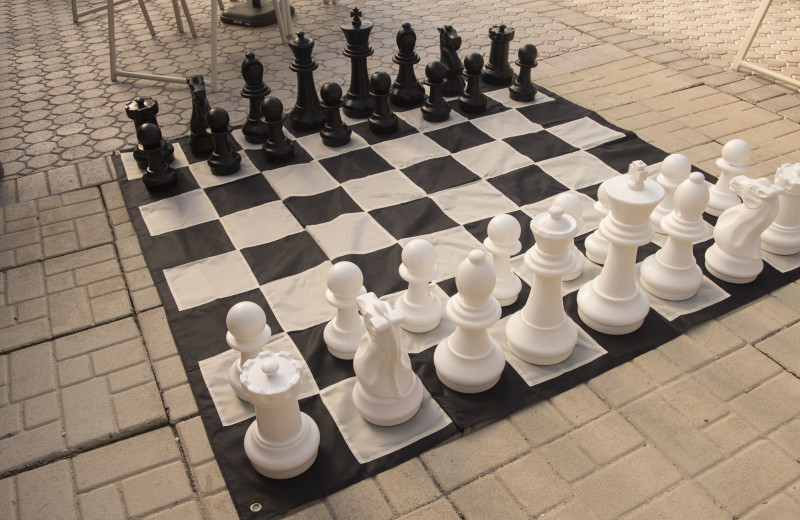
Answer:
552, 192, 586, 281
506, 205, 578, 365
353, 293, 423, 426
761, 163, 800, 255
584, 180, 611, 265
640, 172, 710, 300
241, 351, 320, 479
324, 261, 367, 360
433, 250, 506, 393
396, 239, 443, 332
706, 177, 784, 283
227, 301, 272, 401
651, 154, 692, 234
484, 214, 522, 306
706, 139, 751, 217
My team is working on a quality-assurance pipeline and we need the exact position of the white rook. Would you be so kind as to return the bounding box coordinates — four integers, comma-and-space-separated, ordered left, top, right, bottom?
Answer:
761, 163, 800, 255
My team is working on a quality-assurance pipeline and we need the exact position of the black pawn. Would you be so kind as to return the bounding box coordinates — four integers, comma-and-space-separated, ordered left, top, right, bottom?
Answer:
320, 83, 351, 147
241, 52, 271, 144
125, 97, 174, 169
421, 61, 451, 123
288, 32, 327, 132
459, 53, 487, 113
341, 8, 376, 118
187, 75, 214, 157
369, 72, 398, 135
483, 24, 515, 86
261, 97, 295, 162
136, 123, 177, 193
509, 44, 538, 102
207, 108, 241, 176
390, 23, 425, 108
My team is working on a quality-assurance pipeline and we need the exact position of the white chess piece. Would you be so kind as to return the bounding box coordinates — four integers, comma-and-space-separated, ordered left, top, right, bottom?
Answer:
324, 261, 367, 360
577, 161, 664, 334
706, 139, 751, 217
484, 214, 522, 306
640, 172, 710, 300
396, 239, 443, 332
433, 250, 505, 393
241, 351, 320, 479
352, 293, 423, 426
651, 154, 692, 234
506, 205, 578, 365
706, 177, 784, 283
584, 180, 611, 265
227, 301, 272, 401
552, 192, 586, 281
761, 163, 800, 255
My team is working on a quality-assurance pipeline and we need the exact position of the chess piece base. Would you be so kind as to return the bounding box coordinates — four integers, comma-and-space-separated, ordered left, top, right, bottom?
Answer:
142, 169, 177, 193
493, 275, 521, 306
208, 154, 241, 176
433, 336, 505, 393
705, 244, 762, 284
368, 116, 398, 135
320, 126, 352, 147
220, 2, 293, 27
342, 97, 376, 119
189, 135, 214, 157
263, 141, 296, 163
505, 313, 577, 365
323, 318, 365, 360
458, 96, 486, 113
352, 376, 423, 426
584, 231, 608, 265
562, 247, 585, 282
761, 224, 800, 256
509, 84, 536, 102
421, 103, 450, 123
396, 292, 442, 333
576, 280, 649, 335
244, 413, 319, 479
242, 120, 270, 144
639, 254, 703, 301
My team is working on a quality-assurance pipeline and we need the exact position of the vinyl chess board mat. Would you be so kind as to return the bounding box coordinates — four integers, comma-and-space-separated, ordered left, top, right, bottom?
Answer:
116, 82, 800, 518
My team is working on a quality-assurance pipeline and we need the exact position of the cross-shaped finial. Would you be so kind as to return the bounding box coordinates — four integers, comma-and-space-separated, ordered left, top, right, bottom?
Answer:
351, 7, 362, 27
627, 160, 648, 190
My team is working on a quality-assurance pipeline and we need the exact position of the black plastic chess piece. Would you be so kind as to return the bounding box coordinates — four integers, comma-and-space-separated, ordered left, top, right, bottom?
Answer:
126, 97, 174, 170
438, 25, 464, 97
390, 23, 425, 108
241, 52, 272, 144
320, 83, 351, 147
509, 44, 538, 102
368, 72, 398, 135
207, 107, 241, 176
341, 8, 376, 118
187, 76, 214, 157
421, 61, 451, 123
483, 24, 515, 86
459, 53, 487, 113
262, 97, 296, 162
136, 123, 177, 193
288, 32, 327, 132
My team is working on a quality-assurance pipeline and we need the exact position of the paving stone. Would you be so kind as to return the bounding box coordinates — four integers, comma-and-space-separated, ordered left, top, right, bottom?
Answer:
106, 363, 153, 394
0, 478, 15, 520
768, 419, 800, 460
721, 303, 790, 344
200, 490, 239, 520
716, 344, 782, 392
8, 341, 56, 402
77, 158, 113, 187
741, 494, 800, 520
0, 402, 22, 438
5, 263, 45, 305
549, 383, 609, 427
144, 499, 204, 520
570, 411, 644, 465
658, 376, 728, 428
60, 377, 115, 450
152, 354, 188, 391
90, 337, 147, 375
112, 381, 166, 432
48, 287, 93, 335
190, 460, 226, 496
450, 474, 527, 520
15, 460, 77, 520
162, 382, 197, 423
398, 499, 460, 520
588, 362, 655, 406
703, 411, 761, 455
623, 480, 729, 520
139, 307, 179, 361
755, 323, 800, 377
0, 420, 66, 473
120, 460, 194, 518
327, 478, 393, 520
22, 391, 60, 429
75, 213, 113, 248
375, 458, 440, 515
46, 165, 80, 195
656, 334, 716, 372
54, 316, 139, 360
729, 372, 800, 433
176, 416, 214, 467
536, 434, 596, 482
78, 484, 129, 520
495, 451, 571, 516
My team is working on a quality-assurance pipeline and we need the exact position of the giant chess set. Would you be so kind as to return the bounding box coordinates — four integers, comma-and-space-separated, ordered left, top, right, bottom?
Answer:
116, 9, 800, 518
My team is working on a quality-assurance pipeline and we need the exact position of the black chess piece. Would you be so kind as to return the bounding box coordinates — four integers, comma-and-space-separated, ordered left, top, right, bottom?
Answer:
390, 23, 425, 108
320, 83, 351, 147
187, 76, 214, 157
509, 44, 539, 102
483, 24, 515, 86
207, 107, 241, 176
438, 25, 465, 97
459, 53, 487, 113
125, 97, 174, 169
136, 123, 177, 193
341, 8, 376, 118
262, 97, 296, 162
421, 61, 451, 123
241, 52, 272, 144
288, 32, 327, 132
368, 72, 398, 135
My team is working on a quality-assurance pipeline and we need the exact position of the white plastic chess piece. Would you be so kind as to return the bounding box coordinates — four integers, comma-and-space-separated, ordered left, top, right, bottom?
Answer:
484, 214, 522, 306
706, 139, 750, 217
324, 261, 367, 360
706, 177, 784, 283
577, 161, 664, 334
352, 293, 423, 426
434, 250, 505, 393
227, 301, 272, 401
553, 192, 586, 281
506, 205, 578, 365
761, 163, 800, 255
584, 180, 611, 265
640, 172, 710, 300
651, 154, 692, 234
241, 351, 320, 479
396, 239, 443, 332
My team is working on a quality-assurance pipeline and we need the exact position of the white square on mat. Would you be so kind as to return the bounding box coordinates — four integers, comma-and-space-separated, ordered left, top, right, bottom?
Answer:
188, 155, 261, 189
342, 169, 427, 212
640, 268, 730, 322
538, 150, 621, 190
139, 189, 219, 236
398, 108, 468, 133
296, 131, 370, 161
164, 250, 259, 311
763, 250, 800, 273
307, 212, 397, 259
429, 180, 518, 225
121, 145, 190, 181
485, 89, 554, 109
263, 160, 340, 198
371, 133, 449, 169
220, 201, 304, 249
452, 140, 533, 179
547, 117, 625, 150
469, 110, 544, 140
260, 261, 336, 332
399, 226, 483, 282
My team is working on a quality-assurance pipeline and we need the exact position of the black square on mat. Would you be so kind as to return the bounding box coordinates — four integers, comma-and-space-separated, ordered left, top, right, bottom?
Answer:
488, 164, 570, 206
370, 198, 459, 240
588, 135, 669, 173
241, 231, 328, 284
505, 131, 579, 162
401, 155, 481, 194
349, 118, 418, 145
244, 144, 313, 172
290, 324, 356, 390
517, 97, 592, 127
336, 244, 405, 298
463, 209, 535, 255
283, 187, 362, 226
204, 174, 280, 217
424, 121, 494, 153
318, 147, 395, 183
134, 219, 235, 271
119, 167, 200, 208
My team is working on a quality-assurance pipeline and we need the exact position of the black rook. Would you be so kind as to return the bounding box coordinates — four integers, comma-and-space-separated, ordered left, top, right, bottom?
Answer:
126, 96, 174, 169
483, 24, 515, 86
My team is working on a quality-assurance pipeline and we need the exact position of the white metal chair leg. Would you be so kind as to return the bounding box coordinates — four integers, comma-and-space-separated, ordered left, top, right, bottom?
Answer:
171, 0, 185, 34
179, 0, 197, 37
272, 0, 288, 43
